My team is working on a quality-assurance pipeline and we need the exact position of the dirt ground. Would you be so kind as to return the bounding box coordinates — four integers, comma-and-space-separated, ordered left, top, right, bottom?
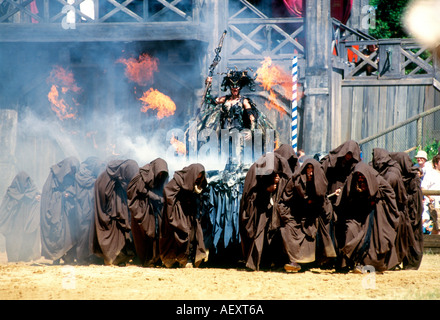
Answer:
0, 250, 439, 301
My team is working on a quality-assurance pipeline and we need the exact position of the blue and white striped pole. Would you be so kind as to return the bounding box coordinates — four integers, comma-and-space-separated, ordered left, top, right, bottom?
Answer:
291, 56, 298, 153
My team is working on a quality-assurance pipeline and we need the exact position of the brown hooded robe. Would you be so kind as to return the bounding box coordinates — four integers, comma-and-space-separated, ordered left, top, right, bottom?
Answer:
0, 172, 41, 262
279, 158, 337, 264
92, 159, 139, 265
239, 152, 292, 271
274, 144, 300, 173
335, 162, 400, 272
128, 158, 169, 267
159, 163, 208, 268
320, 140, 361, 197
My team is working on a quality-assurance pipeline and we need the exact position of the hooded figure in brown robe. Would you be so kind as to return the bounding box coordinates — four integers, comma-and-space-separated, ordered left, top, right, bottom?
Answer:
320, 140, 362, 199
0, 172, 41, 262
279, 158, 337, 271
274, 144, 300, 173
390, 151, 424, 270
74, 157, 106, 264
239, 152, 293, 271
128, 158, 169, 267
371, 148, 409, 267
40, 156, 80, 264
334, 162, 400, 272
159, 163, 208, 268
92, 159, 139, 266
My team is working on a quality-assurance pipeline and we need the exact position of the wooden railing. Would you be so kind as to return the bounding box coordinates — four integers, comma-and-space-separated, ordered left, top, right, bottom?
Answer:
227, 0, 304, 62
0, 0, 205, 24
332, 18, 438, 80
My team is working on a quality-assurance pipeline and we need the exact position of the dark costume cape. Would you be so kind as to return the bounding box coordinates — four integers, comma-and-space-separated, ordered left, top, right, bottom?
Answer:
320, 140, 362, 196
205, 163, 248, 259
40, 156, 80, 262
0, 171, 41, 262
92, 159, 139, 265
159, 163, 208, 268
127, 158, 169, 267
390, 151, 424, 270
371, 148, 409, 265
239, 152, 293, 270
279, 158, 337, 264
334, 162, 400, 271
74, 157, 106, 263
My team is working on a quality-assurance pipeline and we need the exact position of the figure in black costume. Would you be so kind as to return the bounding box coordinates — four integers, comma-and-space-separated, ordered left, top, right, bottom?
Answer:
207, 69, 258, 134
193, 68, 276, 164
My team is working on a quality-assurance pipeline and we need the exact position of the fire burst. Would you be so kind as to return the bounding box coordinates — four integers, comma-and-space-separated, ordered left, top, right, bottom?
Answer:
170, 134, 187, 155
139, 88, 176, 119
47, 66, 81, 120
117, 53, 158, 86
256, 57, 292, 117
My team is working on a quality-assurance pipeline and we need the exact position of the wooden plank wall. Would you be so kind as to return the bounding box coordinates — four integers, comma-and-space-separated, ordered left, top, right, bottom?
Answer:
334, 80, 439, 163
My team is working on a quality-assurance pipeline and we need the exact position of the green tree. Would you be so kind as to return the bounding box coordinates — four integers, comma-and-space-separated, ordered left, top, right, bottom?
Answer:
369, 0, 410, 39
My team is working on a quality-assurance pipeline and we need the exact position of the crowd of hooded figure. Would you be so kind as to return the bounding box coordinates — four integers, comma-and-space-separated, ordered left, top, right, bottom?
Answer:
0, 139, 425, 274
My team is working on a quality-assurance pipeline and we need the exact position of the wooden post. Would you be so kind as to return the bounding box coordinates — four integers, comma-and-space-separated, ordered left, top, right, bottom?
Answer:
0, 109, 17, 198
302, 0, 332, 154
378, 39, 402, 79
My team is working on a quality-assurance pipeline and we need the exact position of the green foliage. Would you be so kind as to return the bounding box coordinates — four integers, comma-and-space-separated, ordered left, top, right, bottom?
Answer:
417, 139, 440, 162
369, 0, 411, 39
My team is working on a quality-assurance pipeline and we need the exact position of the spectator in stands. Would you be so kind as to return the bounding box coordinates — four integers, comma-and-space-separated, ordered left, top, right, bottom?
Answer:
415, 150, 429, 182
421, 154, 440, 235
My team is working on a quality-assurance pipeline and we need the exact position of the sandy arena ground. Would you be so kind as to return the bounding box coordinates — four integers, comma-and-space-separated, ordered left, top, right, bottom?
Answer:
0, 250, 439, 301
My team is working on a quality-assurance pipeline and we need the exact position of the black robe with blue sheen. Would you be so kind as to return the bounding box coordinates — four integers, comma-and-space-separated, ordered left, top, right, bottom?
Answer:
159, 163, 208, 268
92, 159, 139, 265
128, 158, 168, 267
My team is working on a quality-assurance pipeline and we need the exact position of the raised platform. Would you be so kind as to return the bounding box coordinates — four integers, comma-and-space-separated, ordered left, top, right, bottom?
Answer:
423, 234, 440, 253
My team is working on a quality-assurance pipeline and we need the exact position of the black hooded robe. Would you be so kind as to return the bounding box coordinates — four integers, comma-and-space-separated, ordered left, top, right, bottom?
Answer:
127, 158, 169, 267
274, 144, 300, 173
239, 152, 293, 271
371, 148, 409, 267
279, 159, 337, 265
91, 159, 139, 265
390, 151, 424, 270
334, 162, 400, 272
159, 163, 208, 268
320, 140, 362, 197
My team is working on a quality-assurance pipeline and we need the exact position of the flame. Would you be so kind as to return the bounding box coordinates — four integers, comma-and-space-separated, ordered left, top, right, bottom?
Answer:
265, 90, 287, 118
139, 88, 176, 119
117, 53, 158, 86
170, 134, 187, 155
47, 66, 81, 120
256, 57, 293, 117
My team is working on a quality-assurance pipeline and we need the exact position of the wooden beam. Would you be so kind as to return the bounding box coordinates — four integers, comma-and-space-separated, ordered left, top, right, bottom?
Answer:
302, 0, 332, 154
342, 78, 434, 86
0, 22, 208, 42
